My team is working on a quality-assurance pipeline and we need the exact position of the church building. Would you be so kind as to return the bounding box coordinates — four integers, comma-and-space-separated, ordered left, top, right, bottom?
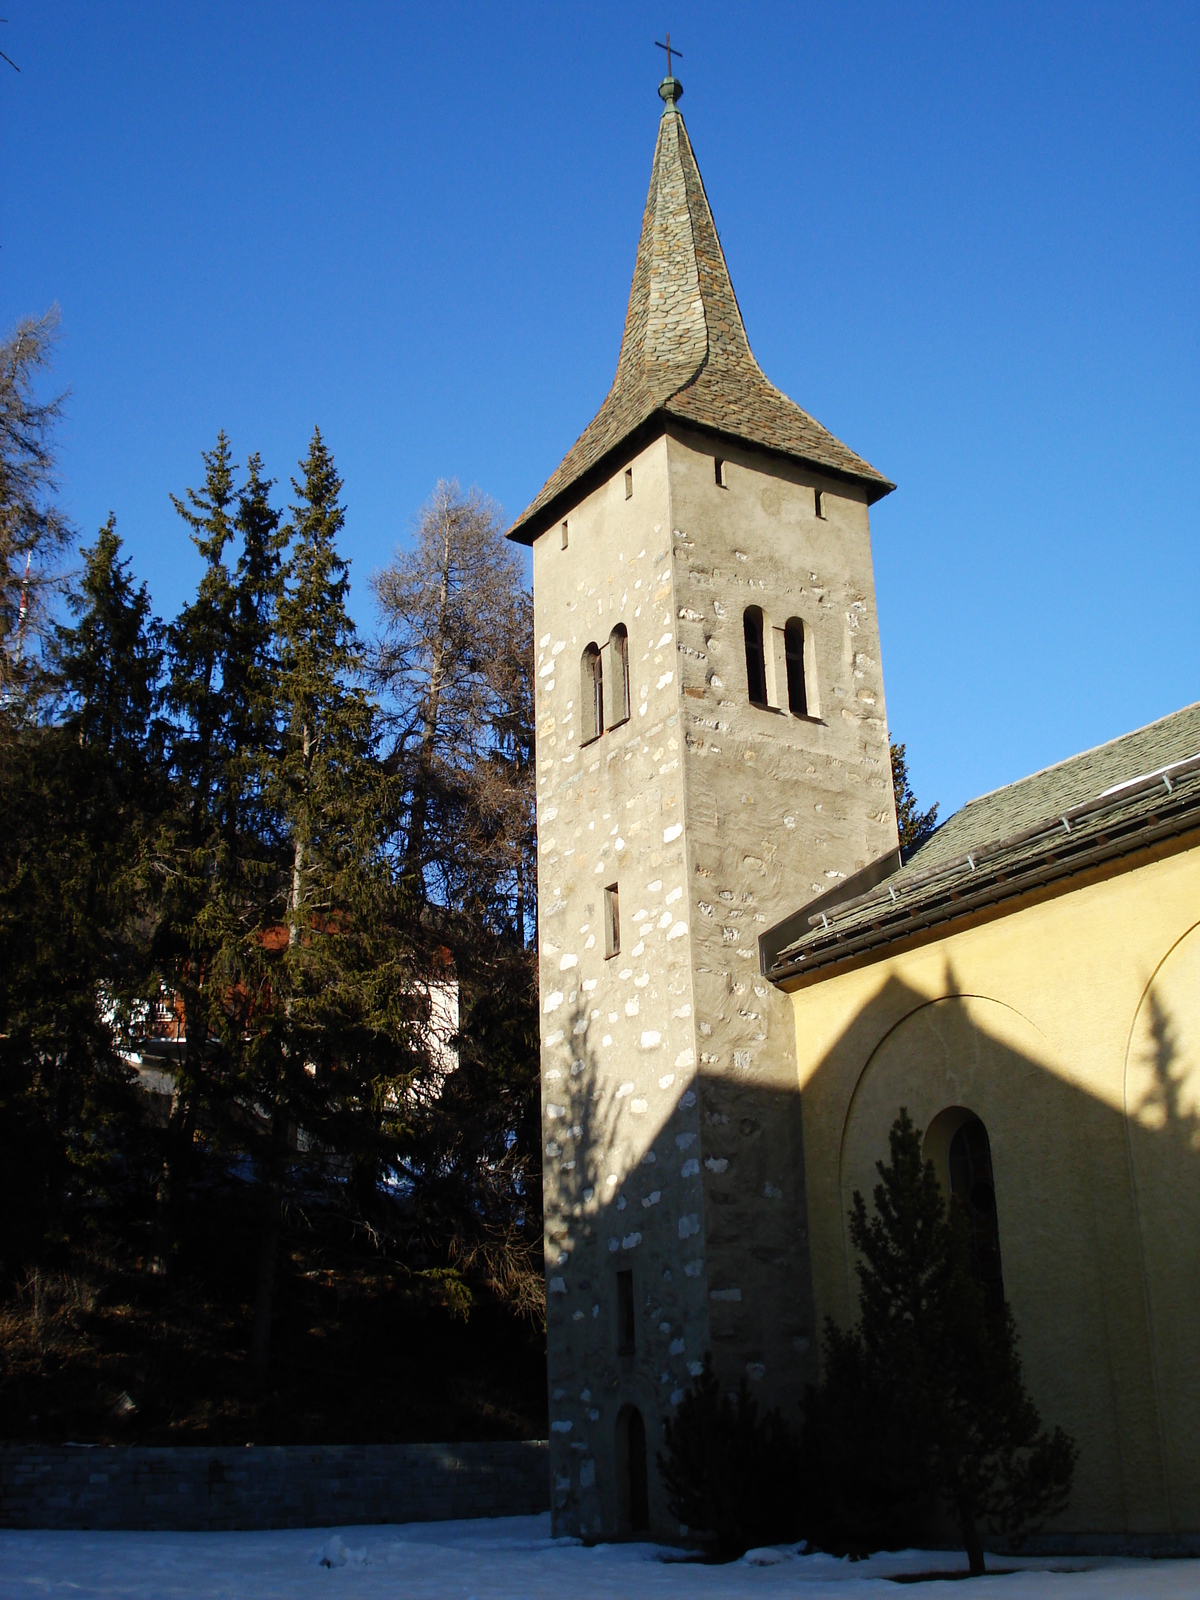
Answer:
508, 70, 1200, 1551
763, 706, 1200, 1551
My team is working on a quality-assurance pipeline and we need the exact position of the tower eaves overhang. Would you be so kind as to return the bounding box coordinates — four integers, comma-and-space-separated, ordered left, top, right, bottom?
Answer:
508, 79, 894, 547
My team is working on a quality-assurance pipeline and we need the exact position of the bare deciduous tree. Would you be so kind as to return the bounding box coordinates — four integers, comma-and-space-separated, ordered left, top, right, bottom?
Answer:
0, 309, 72, 708
372, 480, 534, 937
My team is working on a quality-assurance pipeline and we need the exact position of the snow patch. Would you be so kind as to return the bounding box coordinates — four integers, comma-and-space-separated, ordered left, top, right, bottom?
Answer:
319, 1535, 366, 1568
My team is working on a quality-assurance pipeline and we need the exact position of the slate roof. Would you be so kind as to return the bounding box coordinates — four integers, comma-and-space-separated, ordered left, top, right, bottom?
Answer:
764, 702, 1200, 982
904, 701, 1200, 875
508, 80, 894, 545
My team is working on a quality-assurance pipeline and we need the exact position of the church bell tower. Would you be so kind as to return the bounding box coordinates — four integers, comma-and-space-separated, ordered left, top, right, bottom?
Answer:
508, 70, 898, 1541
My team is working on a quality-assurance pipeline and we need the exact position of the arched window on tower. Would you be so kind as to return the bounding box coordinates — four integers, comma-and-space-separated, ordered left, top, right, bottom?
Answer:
744, 606, 768, 707
581, 643, 603, 744
602, 624, 630, 729
784, 618, 808, 717
616, 1404, 650, 1532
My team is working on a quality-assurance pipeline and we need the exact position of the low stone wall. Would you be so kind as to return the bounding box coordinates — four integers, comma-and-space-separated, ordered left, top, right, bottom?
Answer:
0, 1440, 549, 1531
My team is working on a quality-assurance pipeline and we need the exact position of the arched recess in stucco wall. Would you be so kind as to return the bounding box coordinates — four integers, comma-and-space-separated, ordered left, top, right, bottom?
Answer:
1124, 920, 1200, 1534
836, 992, 1129, 1529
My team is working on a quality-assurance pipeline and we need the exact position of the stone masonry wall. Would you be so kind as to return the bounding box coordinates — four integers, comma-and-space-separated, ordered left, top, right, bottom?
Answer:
532, 435, 711, 1541
667, 425, 899, 1420
531, 428, 898, 1542
0, 1441, 549, 1531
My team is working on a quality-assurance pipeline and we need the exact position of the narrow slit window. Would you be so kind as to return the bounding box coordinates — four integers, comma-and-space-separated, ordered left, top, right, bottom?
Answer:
624, 467, 633, 499
714, 457, 727, 488
561, 520, 569, 549
604, 882, 620, 959
814, 489, 825, 519
581, 644, 603, 743
617, 1269, 635, 1353
744, 606, 768, 706
784, 618, 808, 717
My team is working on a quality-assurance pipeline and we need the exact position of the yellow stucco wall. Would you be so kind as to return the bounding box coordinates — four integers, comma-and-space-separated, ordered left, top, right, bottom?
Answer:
785, 832, 1200, 1537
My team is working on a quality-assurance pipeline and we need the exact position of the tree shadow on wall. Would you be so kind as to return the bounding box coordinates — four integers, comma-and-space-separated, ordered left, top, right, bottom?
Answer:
1133, 987, 1200, 1152
801, 958, 1200, 1544
541, 995, 653, 1534
541, 991, 821, 1542
543, 998, 630, 1277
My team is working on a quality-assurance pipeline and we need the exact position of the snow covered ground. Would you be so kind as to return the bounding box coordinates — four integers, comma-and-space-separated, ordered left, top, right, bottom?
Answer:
2, 1513, 1197, 1598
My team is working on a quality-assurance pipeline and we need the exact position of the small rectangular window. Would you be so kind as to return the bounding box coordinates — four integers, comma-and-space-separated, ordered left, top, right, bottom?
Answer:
814, 489, 825, 519
617, 1269, 635, 1354
561, 520, 569, 549
714, 457, 727, 488
624, 467, 633, 499
604, 882, 620, 959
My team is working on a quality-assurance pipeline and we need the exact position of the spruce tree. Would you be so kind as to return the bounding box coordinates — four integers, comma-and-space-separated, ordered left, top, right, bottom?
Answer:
166, 431, 237, 839
275, 429, 373, 949
57, 514, 164, 776
52, 514, 165, 1033
154, 434, 243, 1258
890, 738, 939, 857
802, 1110, 1077, 1574
225, 451, 284, 852
0, 518, 162, 1272
156, 437, 290, 1283
190, 451, 286, 1069
659, 1355, 801, 1558
243, 427, 417, 1380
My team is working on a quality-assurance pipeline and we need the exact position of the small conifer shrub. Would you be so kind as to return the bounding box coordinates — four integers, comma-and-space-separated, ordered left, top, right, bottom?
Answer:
658, 1356, 801, 1559
801, 1110, 1077, 1575
890, 737, 939, 856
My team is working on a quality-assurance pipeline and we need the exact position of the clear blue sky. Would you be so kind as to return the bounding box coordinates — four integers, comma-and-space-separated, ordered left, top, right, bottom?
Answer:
3, 2, 1197, 819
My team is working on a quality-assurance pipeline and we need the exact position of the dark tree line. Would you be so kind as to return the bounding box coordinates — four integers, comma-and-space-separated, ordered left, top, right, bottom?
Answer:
0, 315, 541, 1430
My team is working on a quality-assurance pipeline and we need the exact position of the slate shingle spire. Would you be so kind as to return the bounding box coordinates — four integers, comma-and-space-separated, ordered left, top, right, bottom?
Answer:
509, 75, 893, 543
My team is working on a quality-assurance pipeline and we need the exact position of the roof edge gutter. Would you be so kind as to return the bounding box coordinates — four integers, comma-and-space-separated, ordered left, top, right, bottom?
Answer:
768, 798, 1200, 986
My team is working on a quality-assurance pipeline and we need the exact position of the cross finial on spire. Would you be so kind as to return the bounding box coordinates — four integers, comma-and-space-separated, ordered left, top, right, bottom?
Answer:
655, 32, 682, 79
655, 33, 683, 107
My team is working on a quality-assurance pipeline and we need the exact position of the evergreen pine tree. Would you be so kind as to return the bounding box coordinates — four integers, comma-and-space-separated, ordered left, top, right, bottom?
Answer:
0, 518, 163, 1272
802, 1110, 1077, 1574
225, 451, 285, 853
57, 514, 164, 774
242, 427, 418, 1380
166, 431, 237, 839
154, 434, 243, 1261
275, 429, 374, 949
155, 437, 291, 1287
190, 451, 287, 1073
890, 738, 939, 856
658, 1355, 801, 1558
